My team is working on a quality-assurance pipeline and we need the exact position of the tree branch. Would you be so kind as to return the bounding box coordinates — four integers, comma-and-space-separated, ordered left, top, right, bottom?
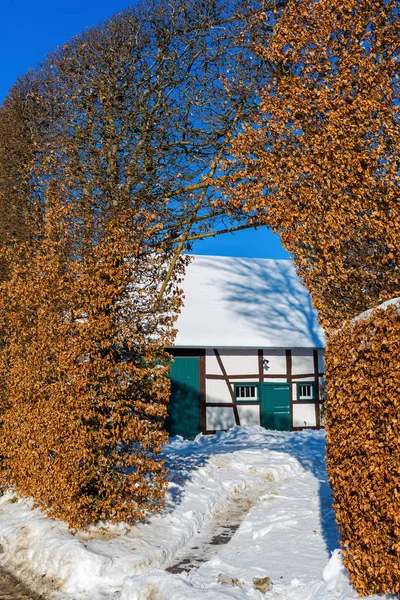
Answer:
152, 113, 240, 311
186, 222, 260, 241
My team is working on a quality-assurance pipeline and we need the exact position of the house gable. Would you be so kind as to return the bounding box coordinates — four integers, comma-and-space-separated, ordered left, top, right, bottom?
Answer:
167, 256, 325, 437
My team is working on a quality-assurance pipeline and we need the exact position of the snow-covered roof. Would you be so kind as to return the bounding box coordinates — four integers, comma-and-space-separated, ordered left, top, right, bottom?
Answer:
173, 255, 325, 348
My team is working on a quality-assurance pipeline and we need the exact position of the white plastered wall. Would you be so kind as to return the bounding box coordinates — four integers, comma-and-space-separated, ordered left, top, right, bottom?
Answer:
293, 403, 317, 428
291, 348, 315, 375
205, 349, 259, 375
237, 405, 260, 427
205, 379, 233, 404
204, 347, 324, 430
262, 349, 287, 375
206, 406, 236, 430
206, 348, 288, 378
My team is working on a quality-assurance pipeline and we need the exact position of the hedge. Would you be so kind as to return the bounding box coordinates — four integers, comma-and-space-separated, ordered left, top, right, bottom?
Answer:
325, 299, 400, 596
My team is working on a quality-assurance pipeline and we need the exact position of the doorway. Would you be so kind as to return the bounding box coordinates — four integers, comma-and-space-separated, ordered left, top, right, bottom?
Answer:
261, 382, 291, 431
166, 355, 200, 439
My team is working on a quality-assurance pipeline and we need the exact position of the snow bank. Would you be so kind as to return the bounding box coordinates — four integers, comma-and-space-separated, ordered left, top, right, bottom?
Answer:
120, 570, 261, 600
350, 296, 400, 326
0, 427, 388, 599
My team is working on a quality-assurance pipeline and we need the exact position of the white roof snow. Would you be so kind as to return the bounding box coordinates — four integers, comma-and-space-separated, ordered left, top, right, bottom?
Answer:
173, 255, 325, 348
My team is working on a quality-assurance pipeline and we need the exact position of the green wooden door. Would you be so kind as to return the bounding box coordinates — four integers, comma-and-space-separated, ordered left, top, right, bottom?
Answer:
261, 383, 291, 431
166, 356, 200, 439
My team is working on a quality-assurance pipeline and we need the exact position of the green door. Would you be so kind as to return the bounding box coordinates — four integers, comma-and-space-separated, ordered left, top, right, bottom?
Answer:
165, 356, 200, 439
261, 383, 291, 431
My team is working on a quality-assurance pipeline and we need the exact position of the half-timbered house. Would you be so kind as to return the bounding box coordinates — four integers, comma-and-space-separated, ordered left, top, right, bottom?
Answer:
166, 255, 325, 437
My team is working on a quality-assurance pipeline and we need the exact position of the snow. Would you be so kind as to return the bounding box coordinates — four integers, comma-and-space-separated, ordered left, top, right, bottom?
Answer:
0, 427, 389, 600
351, 296, 400, 325
173, 256, 325, 348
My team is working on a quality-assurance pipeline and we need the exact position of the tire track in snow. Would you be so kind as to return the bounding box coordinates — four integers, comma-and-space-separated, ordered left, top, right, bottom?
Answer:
0, 566, 45, 600
165, 477, 277, 575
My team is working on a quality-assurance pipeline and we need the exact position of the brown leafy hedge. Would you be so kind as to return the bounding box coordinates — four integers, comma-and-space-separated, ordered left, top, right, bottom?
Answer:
0, 202, 185, 529
221, 0, 399, 333
325, 300, 400, 596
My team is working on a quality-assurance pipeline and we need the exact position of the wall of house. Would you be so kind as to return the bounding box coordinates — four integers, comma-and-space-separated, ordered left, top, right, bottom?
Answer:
204, 348, 324, 433
167, 347, 324, 436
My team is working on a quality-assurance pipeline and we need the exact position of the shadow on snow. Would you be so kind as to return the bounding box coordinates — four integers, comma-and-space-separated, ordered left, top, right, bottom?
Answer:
163, 428, 339, 557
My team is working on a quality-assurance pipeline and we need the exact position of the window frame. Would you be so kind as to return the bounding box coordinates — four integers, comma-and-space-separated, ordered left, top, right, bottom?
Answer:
234, 382, 261, 403
297, 382, 316, 402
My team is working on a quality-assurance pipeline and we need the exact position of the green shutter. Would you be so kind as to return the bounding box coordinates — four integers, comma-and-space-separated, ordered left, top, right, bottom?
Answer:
261, 383, 291, 431
166, 356, 200, 439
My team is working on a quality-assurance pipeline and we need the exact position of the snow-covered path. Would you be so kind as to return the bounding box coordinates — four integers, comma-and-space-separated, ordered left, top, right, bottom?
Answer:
0, 428, 389, 600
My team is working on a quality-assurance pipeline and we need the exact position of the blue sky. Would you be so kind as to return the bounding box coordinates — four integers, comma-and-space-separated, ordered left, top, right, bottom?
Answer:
0, 0, 289, 260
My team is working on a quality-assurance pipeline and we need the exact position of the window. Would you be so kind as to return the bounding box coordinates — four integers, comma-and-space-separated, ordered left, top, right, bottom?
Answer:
297, 382, 316, 401
235, 384, 259, 401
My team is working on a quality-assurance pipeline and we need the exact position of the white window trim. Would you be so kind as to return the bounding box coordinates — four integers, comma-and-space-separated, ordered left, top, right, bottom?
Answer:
235, 384, 259, 401
298, 383, 315, 401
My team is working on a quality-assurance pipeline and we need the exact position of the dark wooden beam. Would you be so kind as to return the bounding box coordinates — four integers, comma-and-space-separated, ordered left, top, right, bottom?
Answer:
291, 372, 325, 379
313, 349, 321, 430
258, 349, 264, 383
286, 349, 293, 430
169, 348, 206, 357
205, 373, 291, 380
214, 349, 240, 426
199, 352, 206, 433
206, 402, 260, 407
